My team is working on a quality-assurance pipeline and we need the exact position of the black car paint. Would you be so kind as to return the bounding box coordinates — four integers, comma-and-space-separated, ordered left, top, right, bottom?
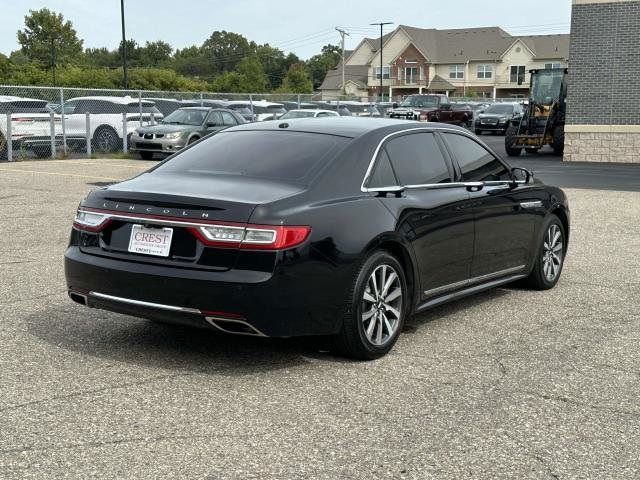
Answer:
65, 118, 569, 337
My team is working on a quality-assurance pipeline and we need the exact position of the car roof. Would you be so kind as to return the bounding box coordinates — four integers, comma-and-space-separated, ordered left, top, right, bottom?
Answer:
0, 95, 45, 103
226, 100, 284, 107
223, 117, 468, 138
285, 109, 338, 114
66, 96, 155, 104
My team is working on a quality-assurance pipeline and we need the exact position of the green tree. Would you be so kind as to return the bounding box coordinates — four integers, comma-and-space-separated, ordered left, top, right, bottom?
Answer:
17, 8, 83, 67
0, 53, 10, 81
139, 40, 173, 67
202, 31, 256, 76
118, 39, 141, 67
306, 44, 341, 90
211, 56, 268, 93
278, 63, 313, 93
83, 47, 119, 68
173, 45, 209, 78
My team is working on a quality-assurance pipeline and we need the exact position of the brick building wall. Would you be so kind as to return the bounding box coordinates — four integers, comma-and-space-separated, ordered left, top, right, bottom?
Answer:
564, 0, 640, 163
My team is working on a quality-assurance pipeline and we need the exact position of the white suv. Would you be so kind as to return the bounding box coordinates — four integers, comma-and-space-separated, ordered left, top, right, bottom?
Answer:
0, 96, 62, 159
60, 96, 162, 152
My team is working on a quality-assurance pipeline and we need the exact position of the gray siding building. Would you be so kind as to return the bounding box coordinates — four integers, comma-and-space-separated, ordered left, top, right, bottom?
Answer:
565, 0, 640, 163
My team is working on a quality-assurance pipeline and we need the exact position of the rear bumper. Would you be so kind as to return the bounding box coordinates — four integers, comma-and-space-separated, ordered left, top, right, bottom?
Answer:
64, 246, 346, 337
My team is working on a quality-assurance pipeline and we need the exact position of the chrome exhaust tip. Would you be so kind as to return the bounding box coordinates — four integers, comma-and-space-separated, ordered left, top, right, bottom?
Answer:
68, 290, 88, 306
204, 316, 266, 337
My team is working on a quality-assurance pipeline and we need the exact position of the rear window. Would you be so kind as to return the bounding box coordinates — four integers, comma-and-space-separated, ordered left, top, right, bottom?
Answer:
0, 100, 49, 113
155, 130, 349, 182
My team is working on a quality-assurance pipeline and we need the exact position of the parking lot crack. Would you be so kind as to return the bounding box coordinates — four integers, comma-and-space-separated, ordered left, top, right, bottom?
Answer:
0, 373, 190, 414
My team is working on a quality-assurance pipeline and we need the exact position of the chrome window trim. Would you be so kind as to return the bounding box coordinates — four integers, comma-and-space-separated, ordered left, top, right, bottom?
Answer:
360, 126, 521, 193
423, 265, 526, 297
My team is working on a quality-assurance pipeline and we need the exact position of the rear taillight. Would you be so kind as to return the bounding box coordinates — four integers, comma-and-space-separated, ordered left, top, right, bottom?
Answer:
73, 210, 111, 232
190, 224, 310, 250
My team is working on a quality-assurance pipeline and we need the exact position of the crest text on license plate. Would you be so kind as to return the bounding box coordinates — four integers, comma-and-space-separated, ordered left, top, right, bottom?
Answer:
128, 225, 173, 257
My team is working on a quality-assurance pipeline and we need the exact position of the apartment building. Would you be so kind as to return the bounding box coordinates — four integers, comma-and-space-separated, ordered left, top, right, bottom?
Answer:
320, 25, 569, 100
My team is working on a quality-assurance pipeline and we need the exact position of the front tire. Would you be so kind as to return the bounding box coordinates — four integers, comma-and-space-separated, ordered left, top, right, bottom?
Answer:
334, 251, 407, 360
505, 125, 522, 157
552, 125, 565, 156
525, 214, 566, 290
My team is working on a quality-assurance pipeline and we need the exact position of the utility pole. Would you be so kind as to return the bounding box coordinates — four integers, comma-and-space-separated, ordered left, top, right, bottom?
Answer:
335, 27, 350, 96
370, 22, 393, 102
120, 0, 128, 89
50, 36, 57, 86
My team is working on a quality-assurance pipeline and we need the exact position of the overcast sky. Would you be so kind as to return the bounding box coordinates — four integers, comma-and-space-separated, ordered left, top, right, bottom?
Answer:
2, 0, 572, 60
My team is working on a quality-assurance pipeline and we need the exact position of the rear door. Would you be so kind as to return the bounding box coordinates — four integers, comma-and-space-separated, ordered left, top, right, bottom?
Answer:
369, 131, 475, 297
441, 132, 536, 277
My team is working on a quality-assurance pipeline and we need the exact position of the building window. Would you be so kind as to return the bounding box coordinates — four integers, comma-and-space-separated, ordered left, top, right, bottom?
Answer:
405, 58, 417, 64
510, 65, 526, 84
477, 64, 493, 79
375, 66, 390, 79
544, 62, 562, 69
449, 65, 464, 79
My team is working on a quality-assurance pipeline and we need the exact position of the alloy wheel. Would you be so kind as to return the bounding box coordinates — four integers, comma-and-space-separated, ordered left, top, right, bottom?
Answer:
542, 224, 563, 282
361, 264, 403, 346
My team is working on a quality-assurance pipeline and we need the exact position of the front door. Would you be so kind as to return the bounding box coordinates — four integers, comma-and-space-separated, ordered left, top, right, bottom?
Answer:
369, 131, 475, 297
441, 132, 536, 277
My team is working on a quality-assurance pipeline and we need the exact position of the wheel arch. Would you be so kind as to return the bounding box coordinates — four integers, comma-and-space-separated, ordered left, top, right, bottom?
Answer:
550, 204, 570, 246
363, 236, 419, 314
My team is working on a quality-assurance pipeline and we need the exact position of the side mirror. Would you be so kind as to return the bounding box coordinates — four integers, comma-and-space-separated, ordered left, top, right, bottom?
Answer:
206, 122, 220, 128
511, 167, 533, 184
440, 104, 451, 110
392, 102, 398, 108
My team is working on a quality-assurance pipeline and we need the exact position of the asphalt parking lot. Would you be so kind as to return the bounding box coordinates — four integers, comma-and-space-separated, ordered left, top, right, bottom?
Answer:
1, 158, 639, 479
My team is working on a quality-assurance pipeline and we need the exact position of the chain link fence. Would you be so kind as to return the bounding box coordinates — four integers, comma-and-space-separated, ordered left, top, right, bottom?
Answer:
0, 84, 526, 161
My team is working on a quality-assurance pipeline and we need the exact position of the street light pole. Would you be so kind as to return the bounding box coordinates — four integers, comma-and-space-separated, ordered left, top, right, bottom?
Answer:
50, 36, 57, 86
370, 22, 393, 102
120, 0, 128, 89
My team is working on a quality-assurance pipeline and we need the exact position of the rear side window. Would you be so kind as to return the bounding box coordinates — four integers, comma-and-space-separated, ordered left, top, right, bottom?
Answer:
382, 132, 451, 185
155, 130, 349, 182
442, 133, 511, 182
368, 149, 397, 188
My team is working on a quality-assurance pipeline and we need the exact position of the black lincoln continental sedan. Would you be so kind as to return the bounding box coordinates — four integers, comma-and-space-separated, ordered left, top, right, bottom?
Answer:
65, 117, 569, 359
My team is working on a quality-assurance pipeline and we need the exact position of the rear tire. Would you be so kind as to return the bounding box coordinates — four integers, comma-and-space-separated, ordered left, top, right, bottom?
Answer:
333, 251, 407, 360
505, 125, 522, 157
552, 125, 565, 156
93, 126, 120, 153
0, 133, 8, 160
139, 151, 154, 160
524, 214, 566, 290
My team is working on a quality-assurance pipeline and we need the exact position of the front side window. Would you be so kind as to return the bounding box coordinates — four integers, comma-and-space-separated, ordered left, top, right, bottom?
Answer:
375, 66, 390, 79
449, 65, 464, 79
442, 133, 511, 182
220, 111, 237, 126
381, 132, 450, 186
477, 64, 493, 79
544, 62, 562, 69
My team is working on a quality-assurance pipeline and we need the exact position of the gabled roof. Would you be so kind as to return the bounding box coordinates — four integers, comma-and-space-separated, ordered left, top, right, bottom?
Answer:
347, 25, 569, 65
519, 34, 570, 59
319, 63, 369, 90
427, 75, 456, 91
